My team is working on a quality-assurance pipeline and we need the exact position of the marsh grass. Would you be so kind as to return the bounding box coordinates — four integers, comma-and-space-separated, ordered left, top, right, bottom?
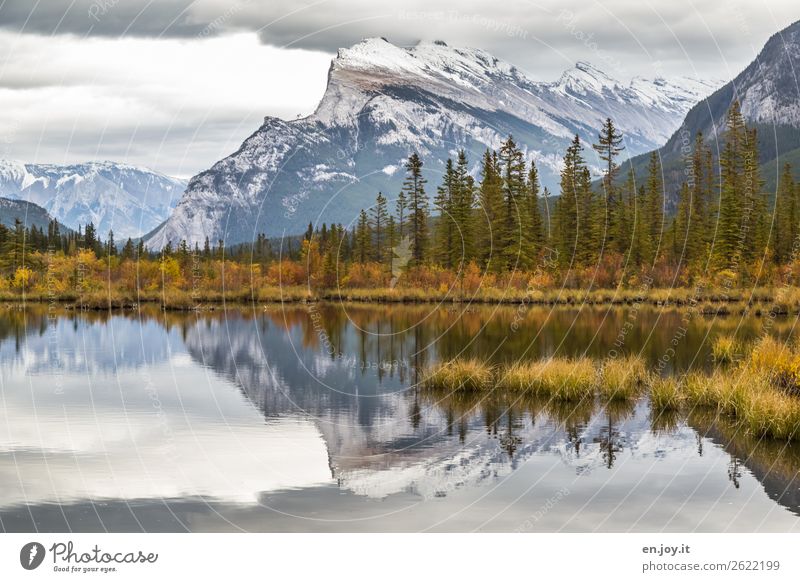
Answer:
597, 356, 648, 401
422, 341, 800, 441
423, 358, 494, 392
497, 358, 595, 401
711, 335, 741, 364
650, 376, 683, 411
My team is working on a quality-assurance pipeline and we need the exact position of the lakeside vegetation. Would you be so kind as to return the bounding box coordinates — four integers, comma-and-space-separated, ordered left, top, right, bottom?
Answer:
423, 335, 800, 441
1, 102, 800, 310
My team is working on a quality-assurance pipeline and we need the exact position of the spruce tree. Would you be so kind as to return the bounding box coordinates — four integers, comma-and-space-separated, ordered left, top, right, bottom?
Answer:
371, 192, 389, 264
478, 150, 504, 272
402, 153, 429, 267
592, 118, 625, 251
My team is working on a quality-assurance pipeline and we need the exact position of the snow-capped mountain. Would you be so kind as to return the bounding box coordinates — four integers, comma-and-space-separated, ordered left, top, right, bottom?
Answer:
0, 197, 63, 232
147, 38, 719, 248
634, 18, 800, 197
0, 160, 186, 240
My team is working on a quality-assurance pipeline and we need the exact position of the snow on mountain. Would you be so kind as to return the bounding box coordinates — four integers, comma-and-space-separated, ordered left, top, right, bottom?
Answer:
147, 38, 720, 249
0, 160, 186, 240
628, 19, 800, 200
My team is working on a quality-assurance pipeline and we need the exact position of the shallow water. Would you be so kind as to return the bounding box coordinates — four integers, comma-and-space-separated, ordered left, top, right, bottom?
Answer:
1, 303, 799, 532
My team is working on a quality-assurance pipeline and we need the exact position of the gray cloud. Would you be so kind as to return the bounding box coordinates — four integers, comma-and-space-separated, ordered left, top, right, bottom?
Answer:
0, 0, 797, 178
2, 0, 797, 79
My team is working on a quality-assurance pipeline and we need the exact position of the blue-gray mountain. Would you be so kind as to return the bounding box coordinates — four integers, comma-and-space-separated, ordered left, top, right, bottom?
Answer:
0, 160, 186, 240
0, 197, 65, 232
627, 18, 800, 204
146, 38, 719, 249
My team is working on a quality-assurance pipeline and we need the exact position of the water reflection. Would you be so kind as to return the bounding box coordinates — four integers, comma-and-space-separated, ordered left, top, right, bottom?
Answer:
0, 304, 799, 532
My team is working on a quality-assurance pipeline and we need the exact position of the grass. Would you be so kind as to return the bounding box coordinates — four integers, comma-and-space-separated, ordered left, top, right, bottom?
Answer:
423, 337, 800, 441
597, 355, 648, 401
650, 376, 683, 411
497, 358, 596, 401
423, 358, 495, 391
3, 285, 794, 310
711, 335, 740, 364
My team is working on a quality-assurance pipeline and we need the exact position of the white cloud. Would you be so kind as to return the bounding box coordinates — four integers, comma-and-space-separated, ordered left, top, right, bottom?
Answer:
0, 32, 331, 177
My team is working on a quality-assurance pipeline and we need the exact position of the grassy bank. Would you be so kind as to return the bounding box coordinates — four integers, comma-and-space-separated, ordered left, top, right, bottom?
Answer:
424, 336, 800, 441
4, 285, 800, 311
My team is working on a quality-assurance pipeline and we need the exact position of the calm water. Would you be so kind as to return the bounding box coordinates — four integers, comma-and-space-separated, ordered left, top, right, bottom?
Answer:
1, 302, 799, 532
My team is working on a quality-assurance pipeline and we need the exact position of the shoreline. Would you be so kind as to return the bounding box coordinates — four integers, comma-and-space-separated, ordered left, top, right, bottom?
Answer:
0, 286, 799, 313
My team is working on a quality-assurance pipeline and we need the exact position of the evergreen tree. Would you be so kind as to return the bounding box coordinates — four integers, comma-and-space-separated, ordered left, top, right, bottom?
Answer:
478, 150, 504, 271
433, 159, 457, 268
452, 150, 476, 265
355, 209, 371, 264
643, 151, 664, 264
592, 118, 625, 251
401, 153, 429, 267
498, 135, 530, 269
371, 192, 389, 264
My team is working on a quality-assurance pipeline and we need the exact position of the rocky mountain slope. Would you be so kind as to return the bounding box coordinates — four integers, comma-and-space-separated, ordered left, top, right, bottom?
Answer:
0, 160, 186, 240
627, 18, 800, 201
147, 38, 719, 248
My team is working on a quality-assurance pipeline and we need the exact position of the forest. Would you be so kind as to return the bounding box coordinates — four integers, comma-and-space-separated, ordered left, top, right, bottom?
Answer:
1, 101, 798, 307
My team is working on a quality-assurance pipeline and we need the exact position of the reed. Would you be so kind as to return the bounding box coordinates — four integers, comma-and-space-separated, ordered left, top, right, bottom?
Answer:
423, 358, 494, 391
496, 357, 595, 401
711, 335, 740, 364
649, 376, 683, 411
597, 355, 648, 401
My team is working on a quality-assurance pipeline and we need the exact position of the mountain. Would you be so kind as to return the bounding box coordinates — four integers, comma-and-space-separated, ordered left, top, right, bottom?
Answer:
146, 38, 719, 248
0, 197, 66, 232
627, 19, 800, 205
0, 160, 186, 240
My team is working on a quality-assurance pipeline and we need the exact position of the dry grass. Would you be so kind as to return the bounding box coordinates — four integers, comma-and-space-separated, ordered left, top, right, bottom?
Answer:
497, 358, 596, 401
650, 376, 683, 411
598, 355, 649, 401
423, 358, 494, 391
711, 335, 740, 364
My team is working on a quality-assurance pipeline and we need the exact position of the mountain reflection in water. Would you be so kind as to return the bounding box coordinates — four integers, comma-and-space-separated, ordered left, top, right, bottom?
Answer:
0, 304, 798, 532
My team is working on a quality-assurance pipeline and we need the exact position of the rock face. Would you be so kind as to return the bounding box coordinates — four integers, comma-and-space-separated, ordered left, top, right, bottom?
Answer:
0, 196, 61, 231
147, 38, 719, 248
0, 160, 186, 240
631, 19, 800, 197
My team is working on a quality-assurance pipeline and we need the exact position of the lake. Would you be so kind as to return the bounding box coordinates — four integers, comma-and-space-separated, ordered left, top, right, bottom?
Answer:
1, 302, 799, 532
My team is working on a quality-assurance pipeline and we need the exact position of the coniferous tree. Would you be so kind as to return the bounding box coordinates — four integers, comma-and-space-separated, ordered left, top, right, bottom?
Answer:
355, 209, 371, 264
498, 136, 529, 269
433, 159, 457, 268
371, 192, 389, 264
402, 153, 429, 267
592, 118, 625, 251
452, 150, 476, 266
478, 150, 504, 271
643, 151, 664, 264
774, 163, 798, 264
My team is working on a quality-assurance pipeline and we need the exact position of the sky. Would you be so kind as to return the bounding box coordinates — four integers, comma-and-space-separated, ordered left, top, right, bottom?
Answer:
0, 0, 797, 179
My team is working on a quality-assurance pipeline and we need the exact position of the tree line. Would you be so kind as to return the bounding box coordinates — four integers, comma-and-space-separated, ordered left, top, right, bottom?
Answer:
1, 100, 798, 296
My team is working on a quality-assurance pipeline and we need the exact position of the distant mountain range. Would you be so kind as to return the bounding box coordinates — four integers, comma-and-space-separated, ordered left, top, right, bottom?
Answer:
0, 160, 186, 240
145, 38, 720, 248
0, 197, 66, 232
627, 19, 800, 205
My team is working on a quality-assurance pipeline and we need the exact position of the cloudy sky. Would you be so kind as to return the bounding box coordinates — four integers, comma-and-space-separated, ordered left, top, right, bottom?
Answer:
0, 0, 796, 178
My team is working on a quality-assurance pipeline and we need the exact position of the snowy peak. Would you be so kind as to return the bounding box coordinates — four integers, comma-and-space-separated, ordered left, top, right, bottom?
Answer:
555, 61, 622, 95
147, 38, 721, 249
0, 160, 187, 239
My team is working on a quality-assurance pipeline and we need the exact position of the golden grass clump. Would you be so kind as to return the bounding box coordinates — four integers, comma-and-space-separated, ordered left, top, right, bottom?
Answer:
711, 335, 740, 364
597, 355, 648, 401
649, 376, 683, 411
497, 358, 595, 401
747, 335, 800, 395
423, 358, 494, 392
